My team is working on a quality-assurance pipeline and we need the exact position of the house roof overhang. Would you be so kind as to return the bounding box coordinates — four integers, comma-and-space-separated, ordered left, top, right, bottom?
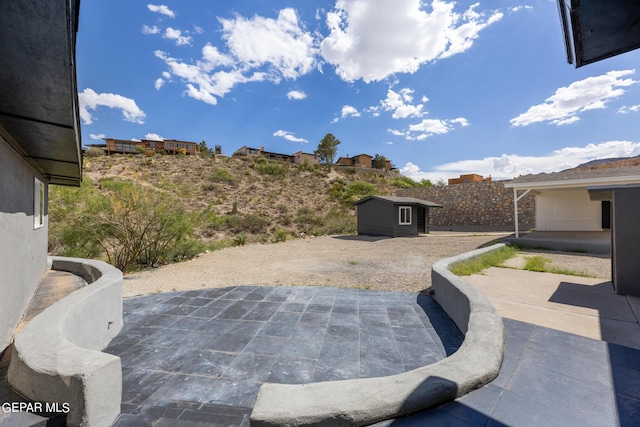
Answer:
0, 0, 83, 186
558, 0, 640, 67
588, 183, 640, 201
505, 175, 640, 191
354, 195, 443, 208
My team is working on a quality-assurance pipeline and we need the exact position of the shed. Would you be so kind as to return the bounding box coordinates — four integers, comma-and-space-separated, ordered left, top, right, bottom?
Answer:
355, 196, 443, 237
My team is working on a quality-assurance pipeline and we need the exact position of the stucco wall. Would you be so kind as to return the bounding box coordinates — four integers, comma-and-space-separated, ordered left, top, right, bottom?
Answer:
535, 189, 602, 231
0, 137, 48, 352
397, 181, 535, 231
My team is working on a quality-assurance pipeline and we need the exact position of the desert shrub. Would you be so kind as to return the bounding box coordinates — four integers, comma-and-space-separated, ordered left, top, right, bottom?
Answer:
195, 207, 226, 234
316, 208, 356, 235
233, 232, 247, 246
273, 229, 290, 242
330, 179, 378, 204
253, 157, 287, 177
225, 213, 271, 233
49, 179, 200, 272
84, 147, 105, 157
391, 176, 421, 188
210, 167, 237, 184
296, 207, 325, 232
297, 159, 316, 172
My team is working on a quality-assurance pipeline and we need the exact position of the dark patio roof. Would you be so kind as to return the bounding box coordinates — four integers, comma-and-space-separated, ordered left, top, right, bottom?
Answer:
0, 1, 83, 186
355, 195, 443, 208
506, 164, 640, 189
558, 0, 640, 67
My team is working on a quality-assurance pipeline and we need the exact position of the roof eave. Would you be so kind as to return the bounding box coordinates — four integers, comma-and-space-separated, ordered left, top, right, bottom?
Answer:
505, 175, 640, 190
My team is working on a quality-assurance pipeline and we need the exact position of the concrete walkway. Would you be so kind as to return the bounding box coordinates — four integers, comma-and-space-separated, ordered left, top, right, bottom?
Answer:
465, 267, 640, 350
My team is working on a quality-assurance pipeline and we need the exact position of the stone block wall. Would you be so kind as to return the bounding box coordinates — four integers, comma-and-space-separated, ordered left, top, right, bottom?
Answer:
397, 181, 535, 231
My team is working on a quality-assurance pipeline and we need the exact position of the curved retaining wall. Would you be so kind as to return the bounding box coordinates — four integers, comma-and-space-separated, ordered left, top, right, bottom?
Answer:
8, 257, 123, 427
250, 244, 505, 426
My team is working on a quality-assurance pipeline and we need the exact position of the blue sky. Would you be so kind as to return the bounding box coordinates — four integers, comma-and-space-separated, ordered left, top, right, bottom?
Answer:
76, 0, 640, 182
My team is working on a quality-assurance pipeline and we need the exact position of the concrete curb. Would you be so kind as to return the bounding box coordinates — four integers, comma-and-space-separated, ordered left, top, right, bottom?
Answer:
250, 244, 505, 426
8, 257, 124, 427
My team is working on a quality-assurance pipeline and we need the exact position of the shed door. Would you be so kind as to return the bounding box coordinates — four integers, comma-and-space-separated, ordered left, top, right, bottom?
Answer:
417, 207, 426, 233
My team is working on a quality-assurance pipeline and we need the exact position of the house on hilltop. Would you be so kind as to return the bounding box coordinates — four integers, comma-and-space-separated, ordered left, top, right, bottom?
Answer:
100, 138, 200, 155
336, 154, 391, 171
232, 145, 320, 165
448, 174, 492, 185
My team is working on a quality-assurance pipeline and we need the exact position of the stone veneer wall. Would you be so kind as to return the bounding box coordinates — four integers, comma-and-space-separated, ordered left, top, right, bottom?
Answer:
397, 181, 535, 231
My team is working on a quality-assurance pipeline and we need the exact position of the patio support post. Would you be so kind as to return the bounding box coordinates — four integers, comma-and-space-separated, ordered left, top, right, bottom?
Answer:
514, 188, 519, 238
513, 188, 531, 238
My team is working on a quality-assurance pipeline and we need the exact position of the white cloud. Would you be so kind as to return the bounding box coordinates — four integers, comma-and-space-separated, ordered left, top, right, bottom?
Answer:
164, 27, 192, 46
619, 104, 640, 114
287, 90, 307, 100
509, 5, 534, 13
220, 8, 317, 80
89, 133, 106, 140
156, 9, 317, 105
154, 78, 165, 90
147, 4, 175, 18
321, 0, 503, 82
78, 88, 146, 125
400, 140, 640, 182
511, 70, 637, 127
390, 116, 469, 140
193, 25, 204, 34
333, 105, 361, 123
144, 133, 164, 141
142, 25, 160, 35
380, 88, 425, 119
273, 129, 308, 143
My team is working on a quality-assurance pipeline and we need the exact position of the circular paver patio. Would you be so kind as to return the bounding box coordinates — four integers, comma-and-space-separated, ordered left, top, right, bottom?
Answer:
106, 285, 463, 426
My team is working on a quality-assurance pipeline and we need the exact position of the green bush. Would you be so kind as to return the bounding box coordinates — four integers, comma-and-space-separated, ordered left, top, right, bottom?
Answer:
210, 167, 237, 184
49, 179, 200, 272
233, 232, 247, 246
273, 229, 290, 242
253, 157, 288, 177
391, 176, 419, 188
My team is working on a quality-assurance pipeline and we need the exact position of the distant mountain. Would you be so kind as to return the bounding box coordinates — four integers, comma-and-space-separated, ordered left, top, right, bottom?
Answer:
575, 156, 640, 170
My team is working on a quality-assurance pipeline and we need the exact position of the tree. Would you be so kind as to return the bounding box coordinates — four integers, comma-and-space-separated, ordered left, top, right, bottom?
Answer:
372, 153, 387, 170
199, 140, 212, 157
314, 133, 341, 168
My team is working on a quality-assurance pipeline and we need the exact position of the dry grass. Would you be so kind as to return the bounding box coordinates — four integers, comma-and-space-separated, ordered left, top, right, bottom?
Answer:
81, 154, 406, 244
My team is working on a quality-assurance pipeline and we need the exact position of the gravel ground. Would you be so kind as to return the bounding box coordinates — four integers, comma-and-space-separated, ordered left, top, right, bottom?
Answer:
123, 232, 611, 298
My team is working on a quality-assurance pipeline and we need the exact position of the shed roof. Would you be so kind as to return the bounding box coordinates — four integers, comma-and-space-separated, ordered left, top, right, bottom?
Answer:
355, 195, 443, 208
505, 164, 640, 190
0, 0, 83, 186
